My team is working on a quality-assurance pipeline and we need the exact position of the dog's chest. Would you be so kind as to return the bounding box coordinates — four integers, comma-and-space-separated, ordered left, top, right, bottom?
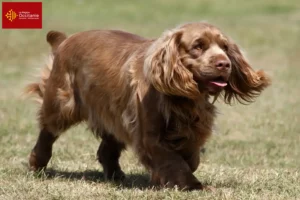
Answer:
164, 102, 216, 149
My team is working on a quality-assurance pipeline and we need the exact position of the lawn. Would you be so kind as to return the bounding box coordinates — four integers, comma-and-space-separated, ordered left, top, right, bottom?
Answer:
0, 0, 300, 199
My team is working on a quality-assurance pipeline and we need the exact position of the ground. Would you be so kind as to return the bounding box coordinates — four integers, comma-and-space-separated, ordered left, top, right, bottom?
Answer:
0, 0, 300, 199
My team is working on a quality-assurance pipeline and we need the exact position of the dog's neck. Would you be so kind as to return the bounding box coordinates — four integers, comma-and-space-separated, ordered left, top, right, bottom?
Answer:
159, 93, 214, 123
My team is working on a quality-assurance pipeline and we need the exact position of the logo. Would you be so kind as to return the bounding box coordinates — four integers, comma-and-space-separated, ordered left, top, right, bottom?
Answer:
5, 9, 18, 22
2, 2, 42, 29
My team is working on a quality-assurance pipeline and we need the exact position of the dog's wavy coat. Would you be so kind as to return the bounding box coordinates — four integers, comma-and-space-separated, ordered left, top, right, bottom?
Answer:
25, 22, 270, 190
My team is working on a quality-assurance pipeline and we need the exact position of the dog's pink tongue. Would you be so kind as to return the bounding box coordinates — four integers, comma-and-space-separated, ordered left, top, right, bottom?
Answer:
210, 81, 228, 87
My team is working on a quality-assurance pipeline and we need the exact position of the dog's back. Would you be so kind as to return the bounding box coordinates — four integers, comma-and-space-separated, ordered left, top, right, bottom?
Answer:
26, 30, 151, 147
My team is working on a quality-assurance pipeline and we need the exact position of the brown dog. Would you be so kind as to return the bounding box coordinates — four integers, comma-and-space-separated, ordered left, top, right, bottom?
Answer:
25, 22, 270, 190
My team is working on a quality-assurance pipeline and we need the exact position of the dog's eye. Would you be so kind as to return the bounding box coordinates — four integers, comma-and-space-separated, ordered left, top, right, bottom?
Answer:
193, 42, 204, 50
222, 44, 229, 51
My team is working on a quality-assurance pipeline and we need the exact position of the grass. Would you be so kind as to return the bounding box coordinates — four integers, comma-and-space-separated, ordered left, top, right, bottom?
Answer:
1, 0, 300, 199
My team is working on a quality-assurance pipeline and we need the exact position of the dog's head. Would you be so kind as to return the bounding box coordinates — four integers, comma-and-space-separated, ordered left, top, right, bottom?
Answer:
144, 22, 270, 103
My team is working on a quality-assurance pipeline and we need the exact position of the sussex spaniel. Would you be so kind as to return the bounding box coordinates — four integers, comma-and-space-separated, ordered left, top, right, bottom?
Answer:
25, 22, 270, 190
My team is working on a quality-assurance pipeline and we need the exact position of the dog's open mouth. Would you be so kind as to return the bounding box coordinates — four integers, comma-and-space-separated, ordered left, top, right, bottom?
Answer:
209, 76, 228, 87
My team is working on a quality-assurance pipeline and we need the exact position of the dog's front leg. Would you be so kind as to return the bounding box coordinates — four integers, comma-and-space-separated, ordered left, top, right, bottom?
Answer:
135, 91, 203, 190
138, 141, 203, 190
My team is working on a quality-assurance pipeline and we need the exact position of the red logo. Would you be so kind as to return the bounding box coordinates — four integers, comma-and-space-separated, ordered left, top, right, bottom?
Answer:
2, 2, 42, 29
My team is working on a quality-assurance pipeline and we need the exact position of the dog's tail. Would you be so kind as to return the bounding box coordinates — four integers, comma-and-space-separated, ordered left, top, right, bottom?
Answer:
46, 30, 67, 54
24, 31, 67, 103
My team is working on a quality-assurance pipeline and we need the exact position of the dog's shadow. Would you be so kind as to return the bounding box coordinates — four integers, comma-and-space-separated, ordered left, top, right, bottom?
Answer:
42, 168, 152, 190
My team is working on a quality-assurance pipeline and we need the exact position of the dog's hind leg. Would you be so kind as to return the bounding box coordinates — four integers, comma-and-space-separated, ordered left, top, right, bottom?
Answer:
29, 102, 82, 171
97, 132, 126, 181
29, 71, 82, 171
29, 127, 58, 171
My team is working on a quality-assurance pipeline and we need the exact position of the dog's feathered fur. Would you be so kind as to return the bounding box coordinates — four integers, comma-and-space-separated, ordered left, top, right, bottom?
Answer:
25, 22, 270, 190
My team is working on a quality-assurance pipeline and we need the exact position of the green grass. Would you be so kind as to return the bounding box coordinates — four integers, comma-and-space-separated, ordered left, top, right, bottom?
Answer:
1, 0, 300, 199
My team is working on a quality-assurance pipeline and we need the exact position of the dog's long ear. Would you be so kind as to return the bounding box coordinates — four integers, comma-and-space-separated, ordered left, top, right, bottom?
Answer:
224, 42, 271, 104
144, 30, 199, 99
